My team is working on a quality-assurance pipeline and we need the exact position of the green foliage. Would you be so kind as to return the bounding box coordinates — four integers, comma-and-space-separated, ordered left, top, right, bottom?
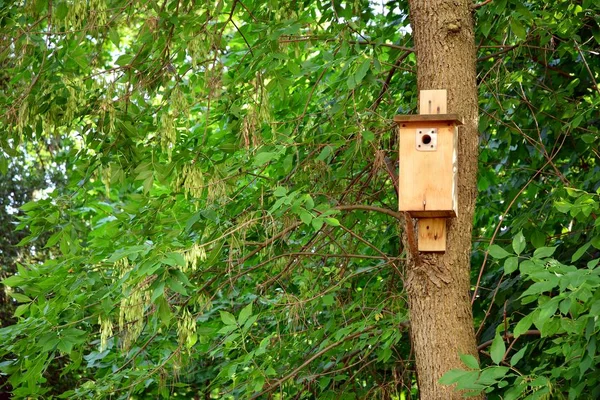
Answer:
468, 0, 600, 397
446, 224, 600, 398
1, 0, 412, 398
0, 0, 599, 398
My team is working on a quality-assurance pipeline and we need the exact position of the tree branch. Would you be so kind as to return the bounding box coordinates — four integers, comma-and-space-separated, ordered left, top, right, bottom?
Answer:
471, 0, 493, 10
477, 44, 520, 62
371, 51, 411, 111
334, 204, 401, 220
251, 327, 377, 399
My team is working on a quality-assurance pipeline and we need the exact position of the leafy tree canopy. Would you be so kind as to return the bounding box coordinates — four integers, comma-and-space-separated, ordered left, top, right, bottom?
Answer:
0, 0, 599, 399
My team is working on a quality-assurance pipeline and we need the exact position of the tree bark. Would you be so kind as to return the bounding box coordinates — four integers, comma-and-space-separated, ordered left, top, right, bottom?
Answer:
404, 1, 482, 398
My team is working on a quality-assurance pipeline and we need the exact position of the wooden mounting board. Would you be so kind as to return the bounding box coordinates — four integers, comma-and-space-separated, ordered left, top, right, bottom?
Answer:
417, 218, 446, 252
420, 89, 448, 114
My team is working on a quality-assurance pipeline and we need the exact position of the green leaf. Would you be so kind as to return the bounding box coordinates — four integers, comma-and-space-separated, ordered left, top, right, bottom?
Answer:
2, 275, 25, 287
163, 252, 186, 267
439, 369, 471, 385
520, 281, 557, 297
536, 298, 559, 330
44, 230, 63, 248
533, 246, 557, 258
312, 218, 324, 231
319, 376, 331, 390
57, 339, 74, 354
354, 59, 370, 85
238, 303, 253, 325
514, 313, 533, 338
0, 155, 7, 175
454, 370, 484, 391
273, 186, 287, 197
322, 294, 334, 306
581, 134, 596, 144
480, 21, 492, 38
510, 19, 527, 40
242, 314, 258, 331
109, 29, 120, 47
220, 311, 237, 326
554, 201, 572, 213
9, 293, 32, 303
253, 151, 278, 167
510, 345, 528, 366
346, 74, 356, 90
151, 281, 165, 302
303, 194, 314, 209
512, 231, 526, 255
156, 296, 171, 325
488, 244, 511, 259
572, 242, 591, 262
459, 353, 480, 370
14, 303, 30, 317
253, 375, 265, 392
316, 146, 332, 162
55, 1, 68, 19
490, 333, 506, 365
167, 277, 188, 295
478, 366, 509, 385
504, 257, 519, 274
106, 245, 149, 263
530, 230, 546, 248
324, 217, 340, 227
115, 54, 133, 67
504, 384, 526, 400
299, 210, 312, 226
20, 201, 39, 211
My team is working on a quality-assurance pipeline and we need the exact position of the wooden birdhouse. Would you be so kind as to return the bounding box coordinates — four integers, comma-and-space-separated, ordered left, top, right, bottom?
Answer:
394, 90, 463, 252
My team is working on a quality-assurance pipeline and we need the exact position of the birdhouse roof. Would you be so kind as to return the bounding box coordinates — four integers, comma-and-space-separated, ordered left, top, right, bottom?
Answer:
393, 114, 463, 125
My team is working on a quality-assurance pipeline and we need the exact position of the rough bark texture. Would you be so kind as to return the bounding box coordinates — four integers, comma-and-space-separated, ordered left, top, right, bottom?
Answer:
405, 1, 482, 398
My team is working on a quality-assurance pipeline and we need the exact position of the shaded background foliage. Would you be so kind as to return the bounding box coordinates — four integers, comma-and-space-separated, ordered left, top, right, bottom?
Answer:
0, 0, 599, 399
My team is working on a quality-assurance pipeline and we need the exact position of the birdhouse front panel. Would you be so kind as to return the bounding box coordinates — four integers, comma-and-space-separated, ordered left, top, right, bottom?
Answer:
397, 120, 458, 218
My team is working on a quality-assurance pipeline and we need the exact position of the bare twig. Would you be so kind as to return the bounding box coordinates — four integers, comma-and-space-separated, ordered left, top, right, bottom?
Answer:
574, 40, 600, 96
250, 327, 376, 399
334, 204, 401, 220
472, 0, 493, 10
371, 51, 411, 111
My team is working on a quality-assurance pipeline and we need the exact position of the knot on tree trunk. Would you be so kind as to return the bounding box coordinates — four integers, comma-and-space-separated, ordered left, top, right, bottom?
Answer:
446, 19, 462, 34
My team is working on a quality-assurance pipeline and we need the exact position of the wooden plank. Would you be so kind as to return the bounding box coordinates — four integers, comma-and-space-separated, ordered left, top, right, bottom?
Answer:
393, 114, 463, 125
398, 122, 457, 217
419, 89, 447, 114
408, 210, 455, 218
417, 218, 446, 252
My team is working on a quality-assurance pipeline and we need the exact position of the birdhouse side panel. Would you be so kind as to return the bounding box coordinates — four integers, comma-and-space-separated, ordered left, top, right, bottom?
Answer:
398, 122, 456, 217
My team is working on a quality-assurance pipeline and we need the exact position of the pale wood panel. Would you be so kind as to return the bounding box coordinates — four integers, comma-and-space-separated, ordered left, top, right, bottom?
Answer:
417, 218, 446, 252
419, 89, 447, 114
398, 121, 457, 217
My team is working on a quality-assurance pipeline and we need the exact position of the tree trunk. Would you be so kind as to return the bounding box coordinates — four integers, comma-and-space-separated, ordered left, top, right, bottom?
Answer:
404, 0, 482, 398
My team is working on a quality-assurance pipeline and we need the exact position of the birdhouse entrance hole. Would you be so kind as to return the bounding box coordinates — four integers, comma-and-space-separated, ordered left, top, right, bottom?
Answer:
417, 128, 437, 151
